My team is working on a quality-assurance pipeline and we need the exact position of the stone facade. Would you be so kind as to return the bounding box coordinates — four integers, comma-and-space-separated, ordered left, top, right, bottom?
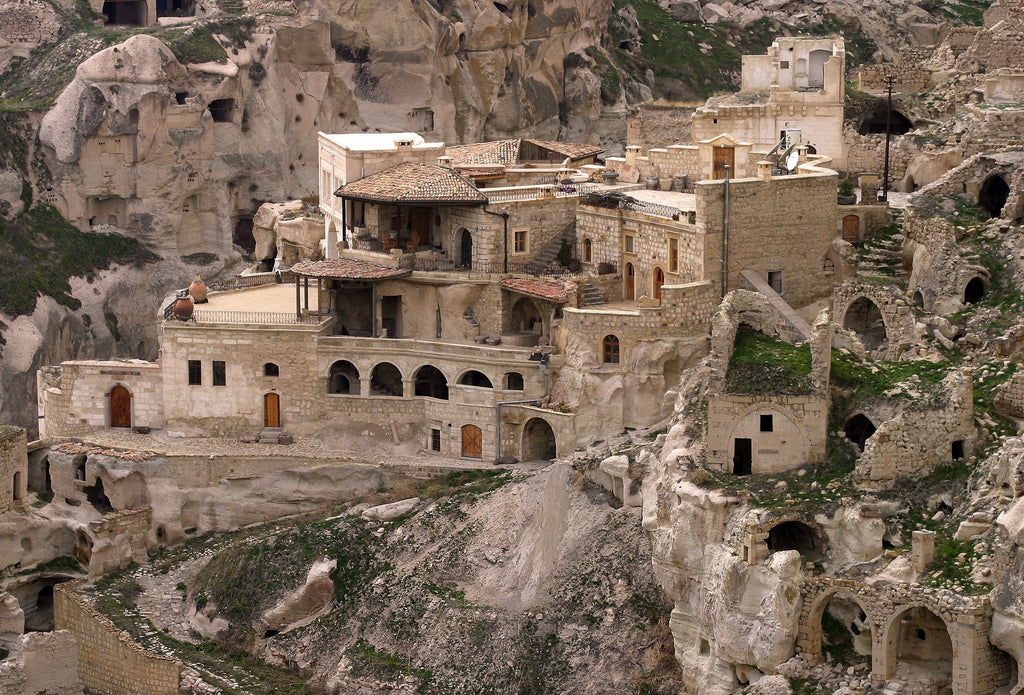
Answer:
994, 372, 1024, 418
832, 280, 918, 361
54, 580, 181, 695
857, 48, 933, 93
904, 212, 992, 315
0, 630, 84, 695
84, 508, 153, 577
0, 427, 28, 512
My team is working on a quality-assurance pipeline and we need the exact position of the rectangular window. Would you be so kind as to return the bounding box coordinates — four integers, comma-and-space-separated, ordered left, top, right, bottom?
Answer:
212, 360, 226, 386
669, 237, 679, 272
514, 230, 528, 253
624, 234, 634, 253
430, 428, 441, 452
760, 414, 773, 433
187, 360, 201, 385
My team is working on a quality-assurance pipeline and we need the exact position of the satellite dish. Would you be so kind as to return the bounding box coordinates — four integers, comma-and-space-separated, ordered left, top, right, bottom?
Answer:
785, 150, 800, 172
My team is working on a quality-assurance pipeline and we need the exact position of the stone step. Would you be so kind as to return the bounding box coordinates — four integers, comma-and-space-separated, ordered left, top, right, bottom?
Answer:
582, 282, 605, 306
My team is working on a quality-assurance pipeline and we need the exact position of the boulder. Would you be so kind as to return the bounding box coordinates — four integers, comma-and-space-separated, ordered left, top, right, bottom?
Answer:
362, 497, 420, 521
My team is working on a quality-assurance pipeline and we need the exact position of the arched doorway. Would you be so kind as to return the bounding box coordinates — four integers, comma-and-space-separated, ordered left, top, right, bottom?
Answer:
509, 297, 544, 338
457, 228, 473, 268
370, 363, 403, 396
843, 297, 887, 352
858, 104, 913, 135
414, 365, 448, 399
328, 360, 360, 394
625, 262, 635, 300
263, 392, 280, 428
808, 48, 831, 88
964, 276, 986, 305
582, 238, 592, 263
767, 520, 824, 561
461, 424, 482, 459
979, 175, 1009, 219
842, 215, 860, 243
883, 606, 953, 688
811, 590, 873, 670
845, 413, 876, 452
521, 418, 556, 461
109, 385, 131, 428
653, 267, 664, 301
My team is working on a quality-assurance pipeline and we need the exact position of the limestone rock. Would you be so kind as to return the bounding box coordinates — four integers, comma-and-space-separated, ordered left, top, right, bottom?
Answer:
0, 630, 84, 695
362, 497, 420, 521
261, 558, 336, 633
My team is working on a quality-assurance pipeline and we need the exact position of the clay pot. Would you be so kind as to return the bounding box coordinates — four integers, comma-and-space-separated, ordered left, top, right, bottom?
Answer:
173, 295, 194, 321
189, 274, 208, 303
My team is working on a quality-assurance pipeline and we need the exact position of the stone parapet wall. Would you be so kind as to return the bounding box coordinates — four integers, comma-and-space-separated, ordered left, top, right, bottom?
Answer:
844, 132, 911, 182
0, 426, 27, 511
54, 580, 181, 695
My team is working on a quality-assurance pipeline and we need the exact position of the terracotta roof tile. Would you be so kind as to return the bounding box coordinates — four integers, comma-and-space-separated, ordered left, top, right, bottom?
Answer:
446, 140, 521, 166
523, 139, 604, 161
500, 277, 572, 303
336, 162, 487, 205
291, 258, 412, 280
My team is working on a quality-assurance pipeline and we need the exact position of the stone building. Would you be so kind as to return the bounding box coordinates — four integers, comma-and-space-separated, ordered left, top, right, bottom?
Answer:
0, 427, 28, 512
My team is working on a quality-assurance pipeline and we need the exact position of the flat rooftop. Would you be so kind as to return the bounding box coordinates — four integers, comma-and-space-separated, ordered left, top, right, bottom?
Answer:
202, 282, 320, 313
625, 189, 696, 210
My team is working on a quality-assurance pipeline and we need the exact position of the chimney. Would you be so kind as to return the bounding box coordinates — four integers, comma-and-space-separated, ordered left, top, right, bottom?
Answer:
437, 156, 453, 169
757, 161, 772, 181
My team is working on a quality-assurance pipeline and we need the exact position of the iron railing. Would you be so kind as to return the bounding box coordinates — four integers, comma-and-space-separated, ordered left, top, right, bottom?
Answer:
189, 310, 323, 325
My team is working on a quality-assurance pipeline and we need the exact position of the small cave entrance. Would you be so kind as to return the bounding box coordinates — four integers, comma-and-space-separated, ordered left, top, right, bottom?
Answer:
83, 478, 113, 514
208, 99, 235, 123
818, 591, 873, 668
858, 103, 913, 135
952, 440, 965, 461
885, 607, 953, 688
102, 0, 148, 25
843, 297, 887, 352
414, 365, 449, 400
766, 520, 824, 562
521, 417, 557, 462
370, 363, 403, 397
963, 276, 986, 305
978, 174, 1009, 219
156, 0, 194, 17
234, 214, 256, 255
845, 414, 876, 452
16, 578, 73, 632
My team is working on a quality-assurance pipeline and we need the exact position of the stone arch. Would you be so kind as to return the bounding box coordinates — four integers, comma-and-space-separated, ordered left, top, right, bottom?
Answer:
108, 383, 132, 429
858, 103, 913, 135
458, 370, 492, 388
456, 228, 473, 268
808, 48, 831, 88
979, 174, 1009, 219
804, 587, 876, 667
413, 365, 449, 399
912, 290, 924, 309
844, 413, 876, 452
521, 417, 556, 461
766, 519, 825, 561
504, 372, 525, 390
725, 403, 809, 475
582, 237, 592, 263
328, 360, 359, 395
264, 362, 280, 377
842, 295, 888, 353
653, 266, 664, 301
370, 363, 403, 396
963, 275, 987, 305
881, 605, 953, 686
509, 296, 544, 337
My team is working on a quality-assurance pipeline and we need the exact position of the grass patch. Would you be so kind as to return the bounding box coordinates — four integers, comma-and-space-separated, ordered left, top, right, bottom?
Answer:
347, 639, 433, 689
726, 329, 812, 395
821, 611, 868, 667
940, 0, 991, 25
18, 555, 83, 575
0, 205, 158, 316
830, 350, 950, 408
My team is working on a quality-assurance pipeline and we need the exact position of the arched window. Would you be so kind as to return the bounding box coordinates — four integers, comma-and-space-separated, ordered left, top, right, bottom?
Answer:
505, 372, 525, 390
458, 370, 493, 388
602, 335, 620, 364
370, 363, 403, 396
264, 362, 280, 377
328, 360, 360, 395
582, 238, 592, 263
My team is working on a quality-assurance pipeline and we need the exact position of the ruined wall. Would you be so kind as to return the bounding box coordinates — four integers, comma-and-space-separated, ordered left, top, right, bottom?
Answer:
904, 212, 991, 315
707, 394, 827, 473
54, 580, 181, 695
994, 372, 1024, 418
626, 103, 697, 150
0, 427, 27, 511
857, 48, 934, 93
696, 169, 840, 308
85, 507, 152, 577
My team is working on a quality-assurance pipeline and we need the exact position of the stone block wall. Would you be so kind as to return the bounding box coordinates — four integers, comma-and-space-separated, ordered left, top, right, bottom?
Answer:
844, 132, 911, 183
858, 48, 934, 93
994, 373, 1024, 418
37, 362, 163, 439
54, 580, 181, 695
696, 168, 840, 308
707, 394, 828, 473
0, 426, 27, 511
86, 508, 152, 576
626, 103, 698, 151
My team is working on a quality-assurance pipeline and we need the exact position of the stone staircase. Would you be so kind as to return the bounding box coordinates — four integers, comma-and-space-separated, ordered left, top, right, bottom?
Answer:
258, 427, 293, 445
523, 223, 575, 276
857, 226, 907, 282
219, 0, 244, 14
581, 281, 605, 306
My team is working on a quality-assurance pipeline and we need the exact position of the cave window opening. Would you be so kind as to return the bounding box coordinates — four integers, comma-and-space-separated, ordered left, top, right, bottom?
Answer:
102, 0, 147, 26
73, 455, 86, 482
964, 276, 986, 305
264, 629, 279, 639
766, 520, 823, 561
234, 214, 256, 254
844, 413, 876, 452
760, 414, 773, 433
175, 92, 189, 105
33, 585, 55, 631
843, 297, 887, 352
978, 174, 1009, 219
952, 440, 965, 461
370, 363, 403, 396
414, 365, 449, 400
858, 104, 913, 135
493, 1, 510, 13
209, 99, 235, 123
83, 478, 113, 514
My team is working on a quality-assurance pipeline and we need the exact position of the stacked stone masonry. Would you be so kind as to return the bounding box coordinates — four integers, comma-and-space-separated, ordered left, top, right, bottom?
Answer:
0, 426, 28, 512
54, 580, 182, 695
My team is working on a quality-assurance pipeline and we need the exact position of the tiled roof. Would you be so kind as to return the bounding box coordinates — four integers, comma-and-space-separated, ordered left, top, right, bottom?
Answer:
500, 277, 571, 303
291, 258, 412, 280
446, 140, 521, 166
335, 162, 487, 205
523, 139, 604, 161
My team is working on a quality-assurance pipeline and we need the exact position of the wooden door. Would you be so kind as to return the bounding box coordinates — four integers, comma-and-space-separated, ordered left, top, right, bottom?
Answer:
264, 392, 280, 428
625, 263, 635, 300
713, 147, 735, 180
653, 267, 664, 301
461, 424, 482, 459
409, 208, 430, 249
109, 385, 131, 428
842, 215, 860, 243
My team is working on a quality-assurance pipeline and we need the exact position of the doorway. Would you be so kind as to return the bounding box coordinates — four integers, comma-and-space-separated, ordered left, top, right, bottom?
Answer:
733, 438, 752, 475
842, 215, 860, 243
461, 424, 482, 459
625, 262, 635, 300
381, 295, 402, 338
653, 267, 664, 301
713, 146, 735, 180
264, 393, 280, 428
109, 385, 131, 428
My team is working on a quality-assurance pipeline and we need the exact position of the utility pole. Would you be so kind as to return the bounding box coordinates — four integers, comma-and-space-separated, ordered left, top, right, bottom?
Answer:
882, 74, 894, 202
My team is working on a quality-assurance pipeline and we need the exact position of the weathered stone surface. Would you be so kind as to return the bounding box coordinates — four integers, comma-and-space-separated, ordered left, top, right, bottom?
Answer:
362, 497, 420, 521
